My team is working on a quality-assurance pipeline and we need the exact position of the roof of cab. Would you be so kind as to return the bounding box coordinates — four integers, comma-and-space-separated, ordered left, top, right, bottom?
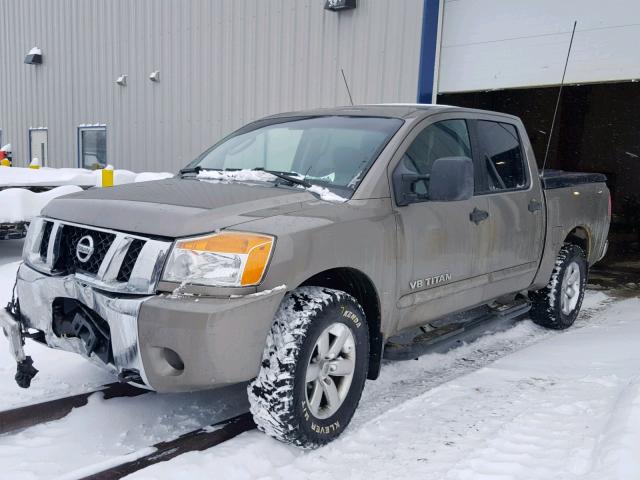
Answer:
262, 103, 519, 121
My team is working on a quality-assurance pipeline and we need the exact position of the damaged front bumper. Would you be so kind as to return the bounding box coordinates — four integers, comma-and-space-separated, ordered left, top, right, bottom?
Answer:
14, 263, 152, 386
8, 263, 288, 392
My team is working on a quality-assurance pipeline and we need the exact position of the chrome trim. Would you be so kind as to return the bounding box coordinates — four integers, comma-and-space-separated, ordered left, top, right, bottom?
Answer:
46, 222, 62, 269
98, 236, 133, 281
26, 218, 172, 295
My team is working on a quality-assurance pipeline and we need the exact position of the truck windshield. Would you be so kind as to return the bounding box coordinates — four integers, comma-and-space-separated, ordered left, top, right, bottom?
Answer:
186, 116, 403, 195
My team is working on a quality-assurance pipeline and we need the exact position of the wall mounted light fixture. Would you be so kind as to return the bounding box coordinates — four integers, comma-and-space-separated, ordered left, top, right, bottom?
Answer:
324, 0, 356, 11
24, 46, 43, 65
149, 71, 160, 82
115, 75, 127, 86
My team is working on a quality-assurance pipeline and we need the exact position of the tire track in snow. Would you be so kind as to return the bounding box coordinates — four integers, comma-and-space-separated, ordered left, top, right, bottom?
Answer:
351, 291, 614, 430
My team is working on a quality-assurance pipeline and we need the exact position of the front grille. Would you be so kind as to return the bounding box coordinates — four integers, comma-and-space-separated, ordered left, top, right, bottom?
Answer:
39, 221, 53, 260
116, 239, 145, 282
54, 226, 116, 275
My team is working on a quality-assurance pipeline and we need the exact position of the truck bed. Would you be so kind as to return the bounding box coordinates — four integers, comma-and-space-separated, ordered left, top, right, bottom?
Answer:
541, 170, 607, 190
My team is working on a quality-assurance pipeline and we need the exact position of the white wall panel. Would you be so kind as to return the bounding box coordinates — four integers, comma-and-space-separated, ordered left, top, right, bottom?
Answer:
439, 0, 640, 93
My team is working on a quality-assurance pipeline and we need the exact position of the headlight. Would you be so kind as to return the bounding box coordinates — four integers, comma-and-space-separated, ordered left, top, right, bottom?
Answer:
23, 217, 46, 266
162, 231, 275, 287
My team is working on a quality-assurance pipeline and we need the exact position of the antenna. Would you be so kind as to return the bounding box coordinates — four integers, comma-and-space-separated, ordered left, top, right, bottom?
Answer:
341, 68, 354, 106
541, 20, 577, 176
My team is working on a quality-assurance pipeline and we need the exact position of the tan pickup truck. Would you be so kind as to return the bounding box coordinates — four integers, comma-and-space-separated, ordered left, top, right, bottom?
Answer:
2, 104, 610, 448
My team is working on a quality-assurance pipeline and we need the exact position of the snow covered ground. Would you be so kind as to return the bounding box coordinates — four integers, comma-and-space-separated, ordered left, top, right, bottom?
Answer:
0, 241, 638, 479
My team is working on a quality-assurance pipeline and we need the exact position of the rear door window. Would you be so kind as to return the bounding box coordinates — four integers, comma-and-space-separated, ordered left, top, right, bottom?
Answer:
475, 121, 527, 193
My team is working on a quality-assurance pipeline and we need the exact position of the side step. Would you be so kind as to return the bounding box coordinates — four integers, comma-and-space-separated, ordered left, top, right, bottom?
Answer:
384, 300, 531, 361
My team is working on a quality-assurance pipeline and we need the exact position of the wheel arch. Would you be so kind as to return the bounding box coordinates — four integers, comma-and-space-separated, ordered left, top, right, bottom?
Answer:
564, 225, 591, 257
298, 267, 383, 381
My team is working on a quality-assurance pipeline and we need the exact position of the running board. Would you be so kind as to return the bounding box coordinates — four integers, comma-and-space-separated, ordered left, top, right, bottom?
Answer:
384, 301, 531, 361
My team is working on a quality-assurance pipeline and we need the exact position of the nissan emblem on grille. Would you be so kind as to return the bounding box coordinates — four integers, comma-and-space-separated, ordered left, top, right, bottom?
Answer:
75, 235, 95, 263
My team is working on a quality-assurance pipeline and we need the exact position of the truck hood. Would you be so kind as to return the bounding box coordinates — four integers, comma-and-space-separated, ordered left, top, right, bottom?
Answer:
42, 178, 316, 238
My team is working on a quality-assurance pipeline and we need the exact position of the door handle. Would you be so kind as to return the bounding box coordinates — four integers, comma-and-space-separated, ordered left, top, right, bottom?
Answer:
469, 207, 489, 224
528, 199, 542, 213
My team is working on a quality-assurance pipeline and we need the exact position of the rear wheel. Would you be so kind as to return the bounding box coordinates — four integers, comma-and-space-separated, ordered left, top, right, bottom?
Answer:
248, 286, 369, 448
530, 243, 587, 329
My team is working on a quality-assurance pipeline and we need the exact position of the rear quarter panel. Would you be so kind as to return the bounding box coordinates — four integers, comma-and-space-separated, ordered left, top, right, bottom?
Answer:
533, 181, 610, 289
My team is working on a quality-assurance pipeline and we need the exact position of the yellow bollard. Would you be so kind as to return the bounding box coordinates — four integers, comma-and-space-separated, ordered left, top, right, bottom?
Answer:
29, 157, 41, 169
0, 159, 10, 167
101, 168, 114, 187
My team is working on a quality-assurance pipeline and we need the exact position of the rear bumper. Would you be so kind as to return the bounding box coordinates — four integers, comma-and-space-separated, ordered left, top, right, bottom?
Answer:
15, 263, 286, 392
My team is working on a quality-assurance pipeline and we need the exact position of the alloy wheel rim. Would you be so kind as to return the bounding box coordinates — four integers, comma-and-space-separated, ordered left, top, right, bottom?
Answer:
560, 261, 581, 315
304, 322, 356, 419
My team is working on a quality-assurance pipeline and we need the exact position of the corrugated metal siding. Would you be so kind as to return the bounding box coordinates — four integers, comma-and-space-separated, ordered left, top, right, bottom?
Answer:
0, 0, 424, 172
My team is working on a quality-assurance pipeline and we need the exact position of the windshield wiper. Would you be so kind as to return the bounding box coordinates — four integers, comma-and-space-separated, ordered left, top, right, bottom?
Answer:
252, 168, 311, 188
178, 166, 202, 176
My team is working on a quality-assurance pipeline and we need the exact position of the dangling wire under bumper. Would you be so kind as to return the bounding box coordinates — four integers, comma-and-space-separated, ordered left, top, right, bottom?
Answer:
0, 278, 39, 388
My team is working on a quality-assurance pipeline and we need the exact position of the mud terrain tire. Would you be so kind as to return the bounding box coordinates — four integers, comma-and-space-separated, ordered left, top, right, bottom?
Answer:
248, 286, 369, 448
530, 243, 587, 330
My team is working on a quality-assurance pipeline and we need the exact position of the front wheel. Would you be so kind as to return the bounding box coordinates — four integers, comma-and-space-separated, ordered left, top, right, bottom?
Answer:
248, 286, 369, 448
530, 243, 587, 329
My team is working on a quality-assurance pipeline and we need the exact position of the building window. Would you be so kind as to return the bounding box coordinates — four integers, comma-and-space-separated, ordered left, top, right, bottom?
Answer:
29, 128, 48, 167
78, 126, 107, 169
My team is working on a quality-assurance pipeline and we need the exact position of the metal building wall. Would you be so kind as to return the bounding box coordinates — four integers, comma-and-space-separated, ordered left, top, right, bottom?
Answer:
0, 0, 424, 172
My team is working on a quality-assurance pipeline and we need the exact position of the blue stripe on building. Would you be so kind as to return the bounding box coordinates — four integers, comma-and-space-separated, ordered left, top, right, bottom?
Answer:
417, 0, 441, 103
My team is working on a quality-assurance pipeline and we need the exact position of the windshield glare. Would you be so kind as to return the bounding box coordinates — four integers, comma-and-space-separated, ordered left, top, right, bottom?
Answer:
189, 116, 403, 194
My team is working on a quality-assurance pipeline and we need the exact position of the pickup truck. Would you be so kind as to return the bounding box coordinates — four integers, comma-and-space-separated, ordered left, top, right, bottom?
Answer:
2, 104, 610, 448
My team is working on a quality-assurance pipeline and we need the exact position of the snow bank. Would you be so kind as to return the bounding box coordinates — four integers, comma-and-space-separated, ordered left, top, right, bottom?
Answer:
0, 167, 174, 224
0, 167, 173, 188
197, 169, 347, 203
0, 185, 82, 223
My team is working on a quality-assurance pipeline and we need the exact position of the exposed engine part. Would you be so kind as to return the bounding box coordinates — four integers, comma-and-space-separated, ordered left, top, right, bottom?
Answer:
52, 298, 114, 365
118, 368, 143, 384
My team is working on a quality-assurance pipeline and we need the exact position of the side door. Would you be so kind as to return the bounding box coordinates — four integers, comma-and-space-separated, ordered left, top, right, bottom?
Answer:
392, 117, 492, 331
29, 128, 48, 167
471, 119, 545, 298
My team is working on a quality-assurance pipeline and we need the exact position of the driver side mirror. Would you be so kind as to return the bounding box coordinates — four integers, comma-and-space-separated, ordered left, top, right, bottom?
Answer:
393, 156, 474, 206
